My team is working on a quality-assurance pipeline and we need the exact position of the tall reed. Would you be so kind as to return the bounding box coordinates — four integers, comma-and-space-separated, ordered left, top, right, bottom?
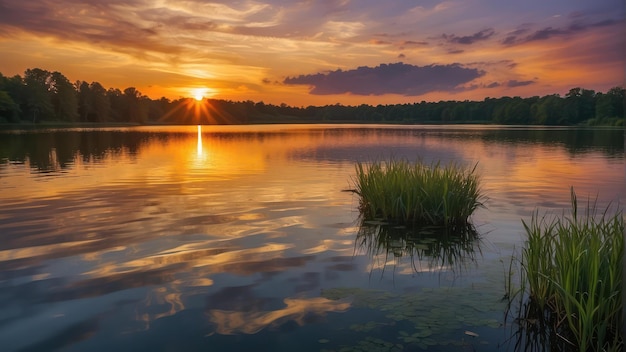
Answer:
350, 159, 483, 226
520, 188, 624, 351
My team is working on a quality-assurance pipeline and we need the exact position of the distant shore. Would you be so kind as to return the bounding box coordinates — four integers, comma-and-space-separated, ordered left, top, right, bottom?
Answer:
1, 120, 624, 130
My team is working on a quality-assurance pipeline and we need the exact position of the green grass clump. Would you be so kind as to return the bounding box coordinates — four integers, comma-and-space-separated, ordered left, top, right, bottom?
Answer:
349, 159, 483, 226
520, 188, 624, 351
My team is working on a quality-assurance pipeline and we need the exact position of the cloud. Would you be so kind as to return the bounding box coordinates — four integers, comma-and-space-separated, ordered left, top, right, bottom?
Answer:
0, 0, 181, 57
442, 28, 495, 45
525, 27, 565, 41
502, 27, 531, 45
399, 40, 429, 46
503, 18, 620, 45
0, 0, 621, 105
369, 39, 391, 45
506, 80, 535, 87
283, 62, 485, 96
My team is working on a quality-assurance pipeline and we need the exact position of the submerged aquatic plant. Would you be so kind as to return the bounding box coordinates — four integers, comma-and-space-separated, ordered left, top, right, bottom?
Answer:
349, 159, 483, 227
518, 188, 624, 351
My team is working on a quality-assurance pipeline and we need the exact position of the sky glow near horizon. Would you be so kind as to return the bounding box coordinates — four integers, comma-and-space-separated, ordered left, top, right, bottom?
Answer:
0, 0, 624, 106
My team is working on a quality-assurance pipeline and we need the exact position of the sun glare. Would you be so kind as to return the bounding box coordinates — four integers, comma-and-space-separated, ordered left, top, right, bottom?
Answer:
158, 87, 226, 124
192, 88, 205, 101
191, 87, 214, 101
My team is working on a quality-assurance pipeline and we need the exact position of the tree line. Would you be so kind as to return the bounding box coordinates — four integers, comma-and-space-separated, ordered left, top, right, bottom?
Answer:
0, 68, 624, 126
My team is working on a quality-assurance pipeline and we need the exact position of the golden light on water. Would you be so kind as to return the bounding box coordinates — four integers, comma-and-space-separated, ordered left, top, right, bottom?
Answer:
197, 125, 203, 157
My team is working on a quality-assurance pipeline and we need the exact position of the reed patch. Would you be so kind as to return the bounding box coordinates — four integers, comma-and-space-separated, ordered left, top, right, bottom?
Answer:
517, 189, 624, 351
348, 159, 483, 227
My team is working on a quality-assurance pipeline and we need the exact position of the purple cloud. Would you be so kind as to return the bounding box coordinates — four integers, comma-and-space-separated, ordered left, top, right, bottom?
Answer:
442, 28, 495, 45
399, 40, 429, 46
503, 18, 620, 45
506, 80, 535, 87
283, 62, 485, 96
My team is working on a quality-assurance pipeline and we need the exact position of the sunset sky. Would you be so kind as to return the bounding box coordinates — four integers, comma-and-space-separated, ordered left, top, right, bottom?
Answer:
0, 0, 624, 106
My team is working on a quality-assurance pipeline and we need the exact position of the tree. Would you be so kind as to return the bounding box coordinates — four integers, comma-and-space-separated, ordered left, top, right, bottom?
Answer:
50, 71, 78, 122
0, 73, 22, 122
123, 87, 148, 123
504, 98, 531, 124
146, 97, 170, 122
107, 88, 124, 122
23, 68, 54, 122
91, 82, 111, 122
532, 95, 563, 125
77, 80, 92, 121
595, 86, 625, 119
563, 87, 596, 124
0, 91, 20, 122
77, 81, 112, 122
0, 66, 622, 125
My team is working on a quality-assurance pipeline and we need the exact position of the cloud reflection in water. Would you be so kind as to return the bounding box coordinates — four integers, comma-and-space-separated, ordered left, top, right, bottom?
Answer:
207, 297, 351, 335
0, 125, 622, 351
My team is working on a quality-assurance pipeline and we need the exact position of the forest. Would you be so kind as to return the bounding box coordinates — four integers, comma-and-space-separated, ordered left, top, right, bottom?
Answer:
0, 68, 624, 126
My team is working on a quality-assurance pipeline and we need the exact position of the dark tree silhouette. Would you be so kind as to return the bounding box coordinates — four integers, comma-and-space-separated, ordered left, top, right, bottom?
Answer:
0, 68, 623, 126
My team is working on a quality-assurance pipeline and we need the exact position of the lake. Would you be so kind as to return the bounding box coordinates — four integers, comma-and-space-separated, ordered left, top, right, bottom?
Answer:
0, 124, 623, 351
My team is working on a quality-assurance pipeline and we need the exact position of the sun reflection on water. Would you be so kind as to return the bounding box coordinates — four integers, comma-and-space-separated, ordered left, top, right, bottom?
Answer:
197, 125, 203, 158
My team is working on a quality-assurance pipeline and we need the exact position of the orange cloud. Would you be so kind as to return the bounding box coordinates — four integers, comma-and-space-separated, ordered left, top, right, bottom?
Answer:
0, 0, 622, 105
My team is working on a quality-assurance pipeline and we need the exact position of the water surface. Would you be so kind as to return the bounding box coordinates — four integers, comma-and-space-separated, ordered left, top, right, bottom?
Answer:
0, 124, 623, 351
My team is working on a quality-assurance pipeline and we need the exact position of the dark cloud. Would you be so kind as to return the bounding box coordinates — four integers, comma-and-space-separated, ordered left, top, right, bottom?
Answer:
399, 40, 429, 46
283, 62, 485, 96
506, 79, 535, 87
526, 26, 563, 41
369, 39, 391, 45
502, 27, 531, 45
503, 18, 620, 45
479, 80, 534, 89
442, 28, 495, 45
501, 36, 516, 45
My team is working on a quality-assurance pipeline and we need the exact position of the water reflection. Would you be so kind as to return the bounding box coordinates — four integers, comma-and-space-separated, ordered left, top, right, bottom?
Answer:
17, 317, 100, 352
355, 221, 480, 275
0, 125, 622, 175
0, 125, 623, 351
508, 300, 561, 352
197, 125, 203, 158
207, 297, 351, 335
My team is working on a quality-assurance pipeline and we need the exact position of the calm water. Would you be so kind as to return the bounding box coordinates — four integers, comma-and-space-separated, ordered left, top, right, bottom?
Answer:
0, 124, 623, 351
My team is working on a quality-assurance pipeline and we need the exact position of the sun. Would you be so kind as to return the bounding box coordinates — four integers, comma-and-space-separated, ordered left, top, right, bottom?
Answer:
187, 87, 217, 102
192, 88, 206, 101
